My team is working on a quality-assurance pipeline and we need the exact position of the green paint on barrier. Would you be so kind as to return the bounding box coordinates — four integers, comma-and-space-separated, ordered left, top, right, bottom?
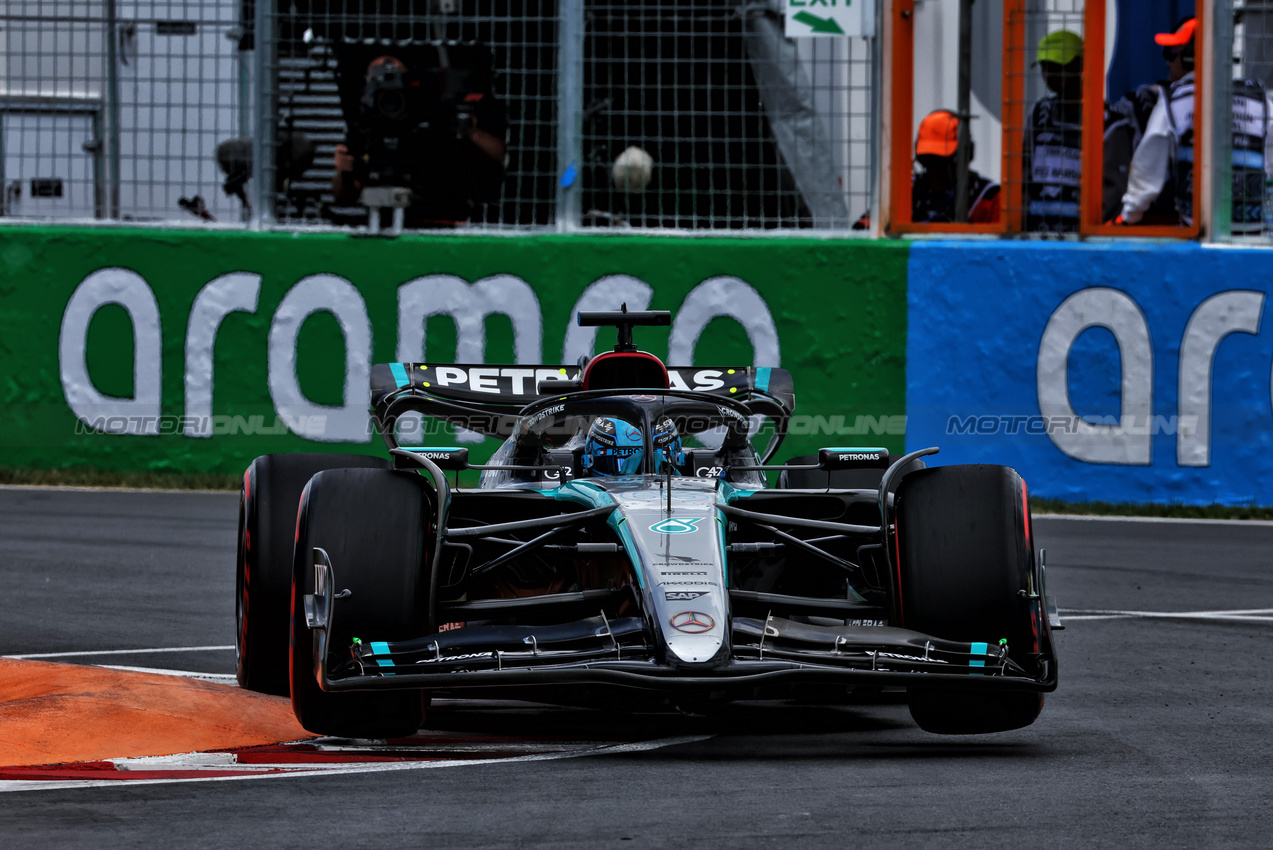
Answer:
0, 226, 909, 474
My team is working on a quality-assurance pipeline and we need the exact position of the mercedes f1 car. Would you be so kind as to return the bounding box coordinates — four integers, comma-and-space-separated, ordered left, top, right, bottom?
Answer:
236, 309, 1060, 737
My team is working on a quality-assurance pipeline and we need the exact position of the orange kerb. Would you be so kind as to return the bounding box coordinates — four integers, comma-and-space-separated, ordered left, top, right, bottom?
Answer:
0, 658, 307, 767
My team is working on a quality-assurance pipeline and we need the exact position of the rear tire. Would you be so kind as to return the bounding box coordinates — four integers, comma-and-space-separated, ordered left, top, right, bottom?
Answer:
236, 453, 389, 695
895, 464, 1044, 734
290, 467, 431, 738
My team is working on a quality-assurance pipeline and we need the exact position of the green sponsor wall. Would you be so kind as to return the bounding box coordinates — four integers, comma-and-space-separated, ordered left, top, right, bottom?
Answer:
0, 226, 908, 474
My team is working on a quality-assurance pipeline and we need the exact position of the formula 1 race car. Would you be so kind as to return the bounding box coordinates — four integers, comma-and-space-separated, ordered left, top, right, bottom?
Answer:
235, 309, 1060, 737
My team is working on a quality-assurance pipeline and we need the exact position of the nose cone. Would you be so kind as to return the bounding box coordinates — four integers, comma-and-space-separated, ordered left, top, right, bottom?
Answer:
664, 610, 723, 664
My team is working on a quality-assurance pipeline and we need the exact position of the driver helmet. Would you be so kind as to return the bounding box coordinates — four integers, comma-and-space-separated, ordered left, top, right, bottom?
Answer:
650, 416, 686, 472
582, 416, 685, 476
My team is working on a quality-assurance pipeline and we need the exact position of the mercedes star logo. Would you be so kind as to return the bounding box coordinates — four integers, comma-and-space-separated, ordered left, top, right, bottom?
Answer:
670, 611, 715, 634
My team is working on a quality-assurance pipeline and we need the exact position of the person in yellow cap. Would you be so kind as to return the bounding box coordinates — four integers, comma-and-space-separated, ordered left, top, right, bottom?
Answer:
853, 109, 1000, 228
1121, 17, 1273, 233
1024, 30, 1085, 233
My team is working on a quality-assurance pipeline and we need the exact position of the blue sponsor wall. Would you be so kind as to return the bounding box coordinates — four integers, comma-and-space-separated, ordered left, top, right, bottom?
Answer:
906, 241, 1273, 505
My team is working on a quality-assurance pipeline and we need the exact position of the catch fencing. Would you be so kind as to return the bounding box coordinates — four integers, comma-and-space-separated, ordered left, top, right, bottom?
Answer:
6, 2, 1273, 241
1, 0, 876, 233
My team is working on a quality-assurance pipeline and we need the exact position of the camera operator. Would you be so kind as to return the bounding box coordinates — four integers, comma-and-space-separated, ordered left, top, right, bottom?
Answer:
332, 51, 507, 227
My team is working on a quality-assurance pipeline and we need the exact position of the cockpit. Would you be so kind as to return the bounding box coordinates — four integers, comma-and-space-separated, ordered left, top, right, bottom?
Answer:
479, 392, 768, 489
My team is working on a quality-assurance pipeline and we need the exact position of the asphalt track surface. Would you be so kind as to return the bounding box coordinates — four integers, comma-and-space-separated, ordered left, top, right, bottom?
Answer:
2, 487, 1272, 847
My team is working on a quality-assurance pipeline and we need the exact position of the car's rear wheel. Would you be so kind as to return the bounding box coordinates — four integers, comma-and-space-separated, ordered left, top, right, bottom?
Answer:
290, 467, 431, 738
236, 453, 389, 695
894, 464, 1044, 734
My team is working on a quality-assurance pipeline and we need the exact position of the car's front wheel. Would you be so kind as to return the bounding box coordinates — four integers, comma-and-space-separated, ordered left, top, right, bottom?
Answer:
237, 453, 390, 696
290, 467, 432, 738
894, 464, 1047, 734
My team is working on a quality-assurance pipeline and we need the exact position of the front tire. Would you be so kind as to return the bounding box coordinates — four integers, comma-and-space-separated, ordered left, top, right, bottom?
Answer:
290, 467, 432, 738
894, 464, 1045, 734
236, 453, 389, 695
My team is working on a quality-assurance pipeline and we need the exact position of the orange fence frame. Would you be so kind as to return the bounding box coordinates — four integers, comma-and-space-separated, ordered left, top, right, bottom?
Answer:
1079, 0, 1203, 237
887, 0, 1204, 238
887, 0, 1007, 235
1002, 0, 1026, 234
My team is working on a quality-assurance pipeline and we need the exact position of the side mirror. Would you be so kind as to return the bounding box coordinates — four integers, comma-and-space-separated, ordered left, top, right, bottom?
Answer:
818, 447, 890, 470
396, 447, 470, 471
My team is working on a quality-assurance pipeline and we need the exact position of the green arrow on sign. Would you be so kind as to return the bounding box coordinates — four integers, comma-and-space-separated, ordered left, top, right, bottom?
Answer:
793, 11, 845, 35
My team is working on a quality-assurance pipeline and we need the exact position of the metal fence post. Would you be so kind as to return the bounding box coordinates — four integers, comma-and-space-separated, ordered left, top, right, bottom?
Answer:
1210, 0, 1235, 241
954, 0, 973, 222
555, 0, 584, 232
252, 0, 277, 228
868, 0, 885, 236
104, 0, 122, 220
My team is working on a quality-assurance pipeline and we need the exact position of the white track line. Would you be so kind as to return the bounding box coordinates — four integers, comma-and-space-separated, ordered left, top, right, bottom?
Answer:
0, 735, 714, 794
1061, 607, 1273, 623
1034, 513, 1273, 527
5, 646, 233, 660
90, 665, 238, 682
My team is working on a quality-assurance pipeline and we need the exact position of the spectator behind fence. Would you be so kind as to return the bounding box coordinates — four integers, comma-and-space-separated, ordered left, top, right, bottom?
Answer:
853, 109, 1000, 229
1023, 31, 1137, 230
333, 51, 507, 228
1024, 30, 1084, 233
1120, 17, 1273, 233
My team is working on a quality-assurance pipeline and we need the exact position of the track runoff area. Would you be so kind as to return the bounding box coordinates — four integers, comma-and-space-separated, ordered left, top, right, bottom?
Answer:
0, 488, 1271, 798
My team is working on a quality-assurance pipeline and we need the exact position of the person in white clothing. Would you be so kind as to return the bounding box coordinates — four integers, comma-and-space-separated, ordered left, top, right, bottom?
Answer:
1121, 17, 1273, 233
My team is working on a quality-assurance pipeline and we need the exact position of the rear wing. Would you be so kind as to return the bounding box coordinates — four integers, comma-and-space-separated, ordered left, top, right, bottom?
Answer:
370, 362, 794, 440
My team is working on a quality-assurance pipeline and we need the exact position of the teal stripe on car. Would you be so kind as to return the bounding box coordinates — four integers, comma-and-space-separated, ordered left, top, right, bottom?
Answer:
371, 641, 395, 668
755, 366, 772, 392
969, 641, 987, 674
389, 362, 410, 388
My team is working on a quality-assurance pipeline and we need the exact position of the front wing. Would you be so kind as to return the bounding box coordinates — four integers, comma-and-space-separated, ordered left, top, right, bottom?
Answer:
304, 555, 1058, 695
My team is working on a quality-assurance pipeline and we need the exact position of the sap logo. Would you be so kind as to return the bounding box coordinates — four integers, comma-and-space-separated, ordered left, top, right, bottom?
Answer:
665, 591, 708, 601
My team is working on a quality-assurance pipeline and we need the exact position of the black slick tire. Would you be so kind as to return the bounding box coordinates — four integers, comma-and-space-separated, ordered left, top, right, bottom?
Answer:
236, 453, 388, 695
894, 464, 1045, 734
289, 467, 431, 739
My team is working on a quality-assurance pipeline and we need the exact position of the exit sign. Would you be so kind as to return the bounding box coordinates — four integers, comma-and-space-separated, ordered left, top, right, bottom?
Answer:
784, 0, 875, 38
